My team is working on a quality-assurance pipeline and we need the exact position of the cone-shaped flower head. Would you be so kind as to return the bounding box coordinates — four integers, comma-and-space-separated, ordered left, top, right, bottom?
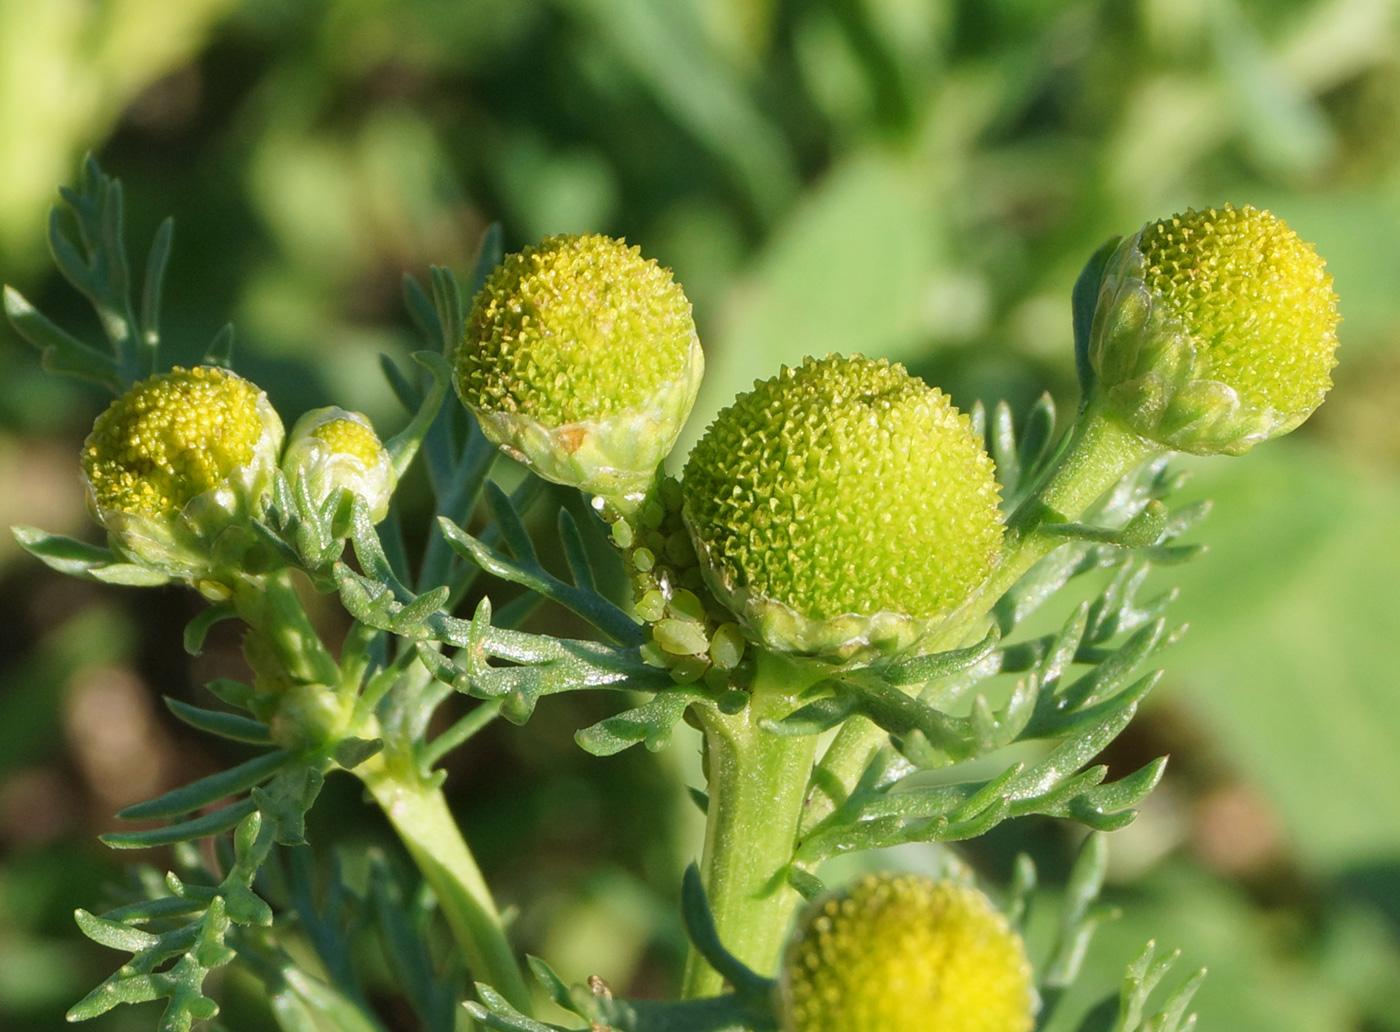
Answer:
780, 874, 1036, 1032
456, 233, 703, 506
682, 355, 1003, 663
82, 366, 283, 577
1089, 204, 1339, 455
282, 407, 396, 523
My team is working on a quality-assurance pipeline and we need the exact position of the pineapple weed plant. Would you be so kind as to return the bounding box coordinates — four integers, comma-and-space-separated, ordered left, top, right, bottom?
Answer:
3, 159, 1339, 1032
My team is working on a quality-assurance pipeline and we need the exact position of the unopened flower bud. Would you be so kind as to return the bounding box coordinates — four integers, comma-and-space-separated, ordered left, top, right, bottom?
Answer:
81, 366, 283, 577
780, 874, 1035, 1032
682, 355, 1003, 663
282, 407, 395, 522
1089, 205, 1339, 455
269, 683, 346, 751
456, 233, 703, 507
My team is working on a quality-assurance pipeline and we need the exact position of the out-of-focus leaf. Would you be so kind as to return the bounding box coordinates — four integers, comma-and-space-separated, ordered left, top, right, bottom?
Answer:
560, 0, 796, 219
0, 606, 129, 780
0, 0, 237, 271
687, 148, 951, 456
1042, 861, 1359, 1032
1163, 444, 1400, 871
1210, 0, 1335, 178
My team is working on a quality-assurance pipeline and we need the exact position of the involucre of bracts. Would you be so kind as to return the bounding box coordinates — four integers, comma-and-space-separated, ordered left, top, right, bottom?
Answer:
81, 365, 283, 579
779, 874, 1036, 1032
1089, 204, 1339, 455
282, 407, 396, 523
681, 354, 1003, 663
455, 233, 703, 506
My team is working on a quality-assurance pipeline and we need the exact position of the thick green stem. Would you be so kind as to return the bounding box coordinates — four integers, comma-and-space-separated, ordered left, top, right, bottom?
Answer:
683, 651, 824, 999
360, 760, 532, 1013
803, 404, 1160, 833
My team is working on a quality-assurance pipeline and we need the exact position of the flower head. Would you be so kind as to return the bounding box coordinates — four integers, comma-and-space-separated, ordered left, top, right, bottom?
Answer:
682, 355, 1003, 663
456, 233, 703, 506
282, 407, 395, 522
780, 874, 1036, 1032
82, 365, 283, 576
1089, 205, 1339, 455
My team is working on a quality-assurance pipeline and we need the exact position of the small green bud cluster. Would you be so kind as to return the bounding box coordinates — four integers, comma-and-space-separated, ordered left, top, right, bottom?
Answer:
779, 874, 1035, 1032
456, 233, 703, 507
282, 406, 396, 523
82, 366, 283, 578
1090, 204, 1339, 455
81, 365, 399, 582
604, 476, 750, 689
682, 355, 1004, 664
268, 682, 348, 751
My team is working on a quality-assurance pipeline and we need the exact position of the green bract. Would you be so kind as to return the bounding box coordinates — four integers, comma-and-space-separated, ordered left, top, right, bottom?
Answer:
682, 355, 1003, 663
456, 233, 703, 506
81, 366, 284, 580
1089, 204, 1340, 455
779, 874, 1035, 1032
282, 407, 396, 523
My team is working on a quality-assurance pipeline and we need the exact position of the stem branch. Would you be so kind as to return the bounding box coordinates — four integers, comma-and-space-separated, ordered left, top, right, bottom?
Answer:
231, 566, 528, 1012
360, 761, 532, 1013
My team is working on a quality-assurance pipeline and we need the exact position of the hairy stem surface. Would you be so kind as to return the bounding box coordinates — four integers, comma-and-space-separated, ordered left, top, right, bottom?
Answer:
684, 651, 823, 999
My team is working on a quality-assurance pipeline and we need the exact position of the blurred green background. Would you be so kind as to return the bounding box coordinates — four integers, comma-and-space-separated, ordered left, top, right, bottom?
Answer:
2, 0, 1399, 1029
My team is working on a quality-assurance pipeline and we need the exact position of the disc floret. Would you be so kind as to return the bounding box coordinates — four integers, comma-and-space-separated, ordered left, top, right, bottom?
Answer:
82, 365, 283, 577
681, 355, 1003, 663
779, 874, 1035, 1032
1089, 204, 1339, 455
456, 233, 703, 507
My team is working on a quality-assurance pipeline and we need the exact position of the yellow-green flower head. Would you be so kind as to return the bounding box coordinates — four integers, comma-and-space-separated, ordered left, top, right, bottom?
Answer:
780, 874, 1036, 1032
681, 355, 1003, 664
81, 366, 284, 577
282, 407, 396, 523
1089, 205, 1339, 455
456, 233, 704, 506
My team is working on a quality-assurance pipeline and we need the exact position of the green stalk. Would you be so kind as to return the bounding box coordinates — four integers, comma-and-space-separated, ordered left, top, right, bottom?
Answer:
803, 404, 1159, 833
359, 758, 532, 1013
233, 569, 340, 689
683, 650, 824, 999
231, 568, 530, 1013
1009, 401, 1162, 535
